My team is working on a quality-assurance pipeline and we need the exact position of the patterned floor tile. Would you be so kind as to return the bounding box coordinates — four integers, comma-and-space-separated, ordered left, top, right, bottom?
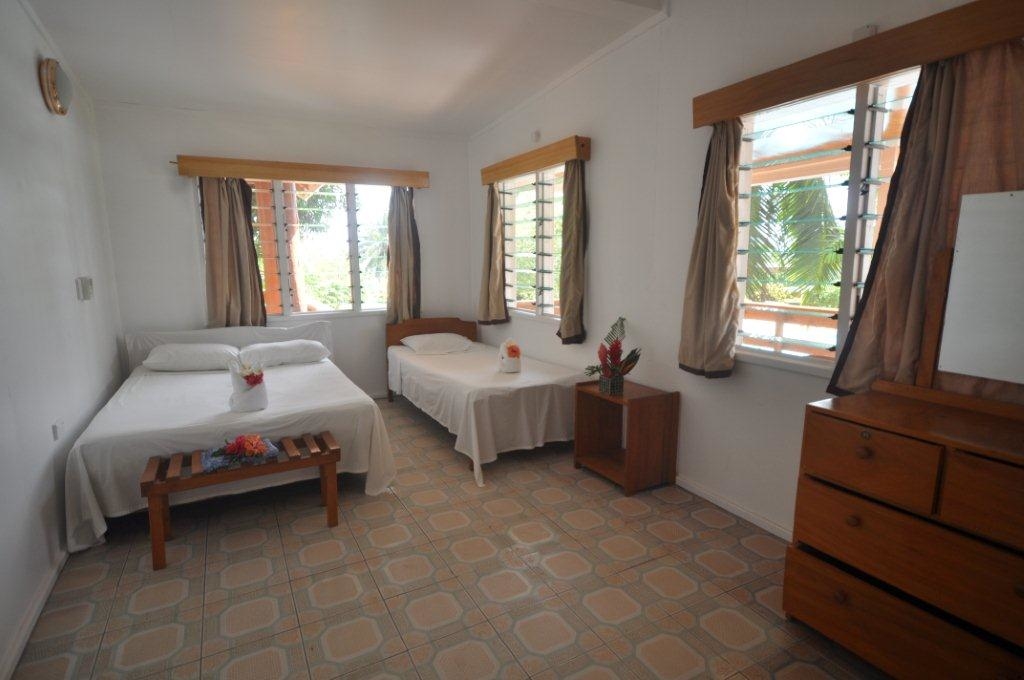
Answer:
201, 628, 309, 680
350, 509, 431, 558
386, 577, 486, 648
530, 644, 638, 680
47, 559, 121, 604
283, 529, 364, 579
205, 555, 290, 604
337, 652, 421, 679
108, 567, 205, 632
94, 607, 203, 679
491, 596, 603, 675
301, 600, 407, 679
202, 581, 299, 656
457, 562, 558, 619
430, 532, 517, 577
29, 588, 113, 644
14, 632, 102, 679
408, 622, 527, 680
368, 545, 455, 598
608, 616, 729, 680
291, 560, 384, 626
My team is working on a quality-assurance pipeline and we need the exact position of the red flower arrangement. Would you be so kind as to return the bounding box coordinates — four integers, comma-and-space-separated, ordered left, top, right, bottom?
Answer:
586, 317, 641, 379
224, 434, 269, 457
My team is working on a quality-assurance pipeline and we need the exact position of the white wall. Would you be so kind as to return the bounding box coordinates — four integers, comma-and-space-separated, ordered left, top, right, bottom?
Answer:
468, 0, 966, 537
94, 103, 471, 397
0, 0, 123, 674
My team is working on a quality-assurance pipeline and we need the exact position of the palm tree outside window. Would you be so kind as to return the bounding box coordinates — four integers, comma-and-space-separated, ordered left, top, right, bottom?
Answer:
736, 68, 918, 362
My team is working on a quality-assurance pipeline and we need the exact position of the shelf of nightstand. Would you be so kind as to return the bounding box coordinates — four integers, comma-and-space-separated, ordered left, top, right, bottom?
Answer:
573, 380, 679, 495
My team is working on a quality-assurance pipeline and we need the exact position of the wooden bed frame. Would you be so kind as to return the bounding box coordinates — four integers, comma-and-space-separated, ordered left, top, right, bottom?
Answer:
385, 317, 478, 400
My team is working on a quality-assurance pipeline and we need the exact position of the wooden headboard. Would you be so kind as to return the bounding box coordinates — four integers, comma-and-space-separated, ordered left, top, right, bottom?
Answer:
385, 317, 478, 347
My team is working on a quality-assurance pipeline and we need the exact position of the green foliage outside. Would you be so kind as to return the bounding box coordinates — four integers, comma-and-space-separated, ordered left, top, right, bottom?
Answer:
746, 178, 843, 309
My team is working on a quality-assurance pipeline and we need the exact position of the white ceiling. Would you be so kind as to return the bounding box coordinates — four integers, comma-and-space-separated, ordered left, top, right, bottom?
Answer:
30, 0, 662, 135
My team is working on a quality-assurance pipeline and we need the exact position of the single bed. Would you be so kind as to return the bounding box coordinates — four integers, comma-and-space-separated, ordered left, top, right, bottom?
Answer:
66, 322, 394, 552
386, 318, 582, 485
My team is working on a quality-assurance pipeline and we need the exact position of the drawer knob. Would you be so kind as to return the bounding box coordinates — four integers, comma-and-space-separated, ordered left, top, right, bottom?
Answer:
845, 515, 862, 527
833, 590, 848, 604
859, 430, 872, 440
855, 446, 873, 460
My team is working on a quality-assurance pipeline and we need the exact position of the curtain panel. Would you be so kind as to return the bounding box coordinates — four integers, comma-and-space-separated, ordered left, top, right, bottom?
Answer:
478, 183, 509, 324
199, 177, 267, 328
386, 187, 421, 324
830, 40, 1024, 405
678, 119, 743, 378
557, 159, 587, 344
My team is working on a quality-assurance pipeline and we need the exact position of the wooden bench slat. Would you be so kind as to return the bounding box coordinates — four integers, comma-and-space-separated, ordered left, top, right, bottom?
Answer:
190, 451, 202, 476
141, 456, 161, 489
321, 431, 340, 454
303, 433, 321, 456
167, 453, 184, 480
282, 437, 301, 460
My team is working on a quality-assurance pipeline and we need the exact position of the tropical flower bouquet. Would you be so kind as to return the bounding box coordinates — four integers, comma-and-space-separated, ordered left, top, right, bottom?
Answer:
585, 317, 641, 396
201, 434, 279, 472
499, 339, 521, 373
228, 360, 268, 412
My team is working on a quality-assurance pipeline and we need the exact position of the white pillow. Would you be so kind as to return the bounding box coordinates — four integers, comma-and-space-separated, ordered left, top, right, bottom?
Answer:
142, 343, 239, 371
400, 333, 472, 355
239, 339, 330, 367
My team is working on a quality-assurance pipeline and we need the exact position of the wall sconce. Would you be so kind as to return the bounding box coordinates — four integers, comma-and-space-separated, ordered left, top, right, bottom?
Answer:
39, 58, 72, 115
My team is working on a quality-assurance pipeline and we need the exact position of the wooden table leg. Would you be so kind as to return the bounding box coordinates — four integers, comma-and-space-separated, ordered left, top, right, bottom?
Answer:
162, 498, 172, 540
148, 492, 167, 571
320, 463, 338, 528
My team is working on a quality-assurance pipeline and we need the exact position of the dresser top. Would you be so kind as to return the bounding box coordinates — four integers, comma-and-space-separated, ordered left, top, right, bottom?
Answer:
809, 391, 1024, 466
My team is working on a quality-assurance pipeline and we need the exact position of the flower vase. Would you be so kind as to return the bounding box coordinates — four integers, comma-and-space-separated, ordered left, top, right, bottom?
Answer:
599, 375, 624, 396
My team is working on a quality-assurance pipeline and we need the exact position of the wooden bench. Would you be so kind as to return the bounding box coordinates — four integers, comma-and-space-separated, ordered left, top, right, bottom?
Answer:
139, 431, 341, 570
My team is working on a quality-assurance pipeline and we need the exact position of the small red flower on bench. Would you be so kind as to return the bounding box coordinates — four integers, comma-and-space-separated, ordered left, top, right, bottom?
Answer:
225, 434, 269, 457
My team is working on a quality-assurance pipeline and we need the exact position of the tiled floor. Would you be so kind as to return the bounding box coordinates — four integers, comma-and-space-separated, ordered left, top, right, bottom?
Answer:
16, 398, 883, 680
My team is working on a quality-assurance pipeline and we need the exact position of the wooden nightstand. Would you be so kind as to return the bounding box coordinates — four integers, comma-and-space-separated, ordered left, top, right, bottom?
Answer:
574, 380, 680, 495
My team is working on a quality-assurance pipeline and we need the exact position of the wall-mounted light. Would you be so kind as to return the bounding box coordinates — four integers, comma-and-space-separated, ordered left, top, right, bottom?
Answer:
39, 58, 72, 115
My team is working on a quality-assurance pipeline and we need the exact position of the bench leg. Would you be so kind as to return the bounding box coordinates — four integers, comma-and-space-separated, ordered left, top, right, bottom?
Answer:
148, 493, 168, 571
320, 463, 339, 528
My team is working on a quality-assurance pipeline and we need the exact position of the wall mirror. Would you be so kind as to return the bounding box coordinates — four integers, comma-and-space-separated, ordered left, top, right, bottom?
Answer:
938, 191, 1024, 384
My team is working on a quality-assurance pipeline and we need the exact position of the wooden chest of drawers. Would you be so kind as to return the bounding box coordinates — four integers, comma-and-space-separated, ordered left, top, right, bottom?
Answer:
784, 387, 1024, 679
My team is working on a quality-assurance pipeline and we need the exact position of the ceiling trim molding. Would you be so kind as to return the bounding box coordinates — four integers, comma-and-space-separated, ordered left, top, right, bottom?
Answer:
692, 0, 1024, 128
479, 136, 590, 185
176, 155, 430, 188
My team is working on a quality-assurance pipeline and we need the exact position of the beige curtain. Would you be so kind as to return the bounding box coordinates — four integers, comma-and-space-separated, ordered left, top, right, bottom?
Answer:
678, 119, 742, 378
200, 177, 266, 327
477, 183, 508, 324
386, 187, 421, 324
557, 159, 587, 344
830, 40, 1024, 405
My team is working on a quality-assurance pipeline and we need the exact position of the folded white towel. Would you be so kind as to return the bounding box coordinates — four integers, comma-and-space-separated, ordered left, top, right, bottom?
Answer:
228, 363, 268, 412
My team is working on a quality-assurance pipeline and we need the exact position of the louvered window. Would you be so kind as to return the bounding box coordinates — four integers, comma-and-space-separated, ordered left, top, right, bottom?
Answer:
736, 68, 917, 362
248, 180, 390, 315
500, 166, 564, 318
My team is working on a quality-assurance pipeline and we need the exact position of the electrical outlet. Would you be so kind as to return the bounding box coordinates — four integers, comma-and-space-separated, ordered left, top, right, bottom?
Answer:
75, 276, 93, 301
51, 420, 65, 441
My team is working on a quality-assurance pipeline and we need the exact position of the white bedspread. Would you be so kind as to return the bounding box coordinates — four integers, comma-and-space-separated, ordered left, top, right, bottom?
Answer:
388, 343, 582, 484
66, 360, 394, 552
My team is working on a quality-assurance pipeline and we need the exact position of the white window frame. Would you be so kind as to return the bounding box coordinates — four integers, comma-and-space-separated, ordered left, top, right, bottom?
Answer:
736, 71, 915, 375
501, 166, 562, 320
260, 180, 387, 318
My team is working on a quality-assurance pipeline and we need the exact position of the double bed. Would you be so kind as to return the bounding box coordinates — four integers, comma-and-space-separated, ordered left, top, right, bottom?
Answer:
66, 322, 394, 552
386, 318, 582, 485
